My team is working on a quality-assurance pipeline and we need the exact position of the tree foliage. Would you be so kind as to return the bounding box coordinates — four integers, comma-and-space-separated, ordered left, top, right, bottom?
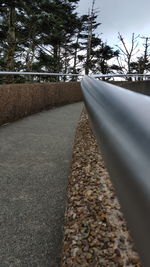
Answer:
0, 0, 121, 83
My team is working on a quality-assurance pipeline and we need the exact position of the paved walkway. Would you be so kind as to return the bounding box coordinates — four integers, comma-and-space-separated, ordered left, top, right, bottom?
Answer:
0, 102, 83, 267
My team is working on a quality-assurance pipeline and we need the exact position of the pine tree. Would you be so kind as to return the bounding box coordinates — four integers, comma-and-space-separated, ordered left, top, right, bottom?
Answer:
84, 0, 101, 74
92, 43, 120, 79
35, 0, 80, 79
0, 0, 41, 81
0, 0, 124, 84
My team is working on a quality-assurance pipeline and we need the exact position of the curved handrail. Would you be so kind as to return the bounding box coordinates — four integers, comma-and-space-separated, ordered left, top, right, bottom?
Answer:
81, 75, 150, 267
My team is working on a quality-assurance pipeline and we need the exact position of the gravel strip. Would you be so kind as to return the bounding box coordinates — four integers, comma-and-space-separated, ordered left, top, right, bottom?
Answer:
61, 109, 141, 267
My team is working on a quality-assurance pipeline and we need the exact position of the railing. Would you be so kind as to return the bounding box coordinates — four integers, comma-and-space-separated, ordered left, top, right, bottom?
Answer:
81, 75, 150, 267
92, 73, 150, 80
0, 71, 83, 77
0, 71, 150, 81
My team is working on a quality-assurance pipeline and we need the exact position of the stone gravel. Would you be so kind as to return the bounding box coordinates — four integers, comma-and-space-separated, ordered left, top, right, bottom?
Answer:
61, 108, 141, 267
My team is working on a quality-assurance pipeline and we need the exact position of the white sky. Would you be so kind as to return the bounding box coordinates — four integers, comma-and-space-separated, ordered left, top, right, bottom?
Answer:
77, 0, 150, 47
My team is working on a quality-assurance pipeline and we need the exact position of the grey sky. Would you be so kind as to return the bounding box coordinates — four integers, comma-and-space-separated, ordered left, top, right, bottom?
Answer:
77, 0, 150, 46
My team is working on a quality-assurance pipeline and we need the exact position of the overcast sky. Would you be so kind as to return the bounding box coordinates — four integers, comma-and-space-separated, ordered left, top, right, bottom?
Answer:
77, 0, 150, 47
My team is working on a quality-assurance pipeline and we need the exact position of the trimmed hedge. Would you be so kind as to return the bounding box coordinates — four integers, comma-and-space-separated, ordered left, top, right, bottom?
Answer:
0, 82, 83, 126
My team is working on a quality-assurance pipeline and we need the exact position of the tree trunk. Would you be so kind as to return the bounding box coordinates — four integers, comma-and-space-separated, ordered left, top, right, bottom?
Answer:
72, 34, 79, 81
85, 19, 92, 75
53, 45, 60, 81
26, 42, 35, 82
5, 6, 16, 83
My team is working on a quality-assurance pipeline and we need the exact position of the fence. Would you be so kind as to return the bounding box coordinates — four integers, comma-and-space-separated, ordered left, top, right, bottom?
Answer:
81, 75, 150, 267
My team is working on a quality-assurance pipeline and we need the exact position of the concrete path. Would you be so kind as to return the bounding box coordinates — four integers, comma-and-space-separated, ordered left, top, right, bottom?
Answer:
0, 102, 83, 267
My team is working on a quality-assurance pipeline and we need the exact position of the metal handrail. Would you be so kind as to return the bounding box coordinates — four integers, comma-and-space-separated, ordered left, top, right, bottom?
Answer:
92, 73, 150, 79
81, 75, 150, 267
0, 71, 150, 79
0, 71, 83, 77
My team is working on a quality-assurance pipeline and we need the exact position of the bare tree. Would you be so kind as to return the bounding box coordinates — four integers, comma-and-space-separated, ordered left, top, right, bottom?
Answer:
85, 0, 101, 75
117, 32, 139, 79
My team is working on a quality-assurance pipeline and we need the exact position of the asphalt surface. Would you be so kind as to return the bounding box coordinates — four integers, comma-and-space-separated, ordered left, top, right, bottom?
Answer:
0, 102, 83, 267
